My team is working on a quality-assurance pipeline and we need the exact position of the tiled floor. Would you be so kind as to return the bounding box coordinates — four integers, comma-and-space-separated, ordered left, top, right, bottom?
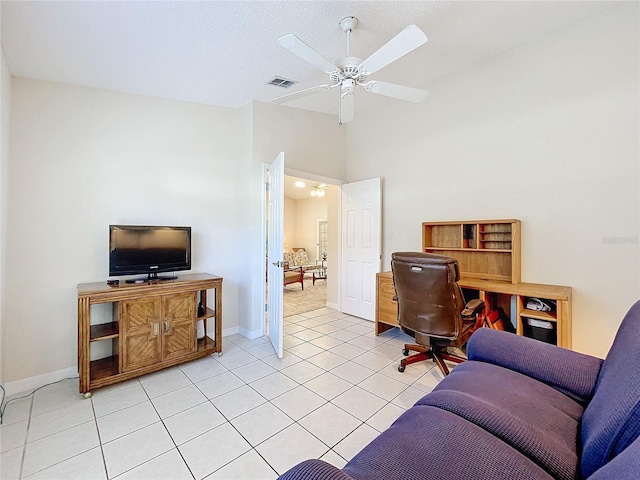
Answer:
0, 307, 446, 480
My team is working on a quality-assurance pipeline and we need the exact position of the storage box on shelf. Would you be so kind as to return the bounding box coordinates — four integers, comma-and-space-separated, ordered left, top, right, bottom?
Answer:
78, 273, 222, 397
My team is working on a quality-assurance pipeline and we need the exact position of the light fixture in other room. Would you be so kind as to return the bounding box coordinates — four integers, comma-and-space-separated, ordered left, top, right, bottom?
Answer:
310, 183, 327, 197
294, 180, 305, 188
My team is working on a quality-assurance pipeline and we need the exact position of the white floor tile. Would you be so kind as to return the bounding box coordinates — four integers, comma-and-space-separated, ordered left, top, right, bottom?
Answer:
255, 423, 329, 475
291, 329, 325, 342
0, 420, 28, 454
320, 449, 348, 470
30, 379, 83, 417
179, 422, 251, 479
0, 397, 31, 426
92, 383, 149, 418
261, 352, 303, 371
102, 422, 174, 478
271, 386, 327, 421
213, 350, 257, 370
231, 402, 293, 446
333, 423, 380, 462
96, 400, 160, 443
163, 402, 226, 446
205, 449, 277, 479
151, 384, 207, 419
298, 403, 361, 447
0, 447, 23, 480
304, 373, 352, 401
350, 351, 394, 371
307, 350, 348, 371
22, 421, 99, 478
195, 371, 244, 399
114, 448, 192, 480
24, 447, 106, 480
358, 373, 408, 401
210, 385, 266, 420
365, 402, 406, 432
139, 367, 193, 399
244, 342, 277, 359
285, 342, 325, 359
331, 386, 387, 422
28, 398, 95, 442
391, 386, 428, 410
330, 362, 375, 385
249, 372, 298, 400
232, 360, 276, 384
280, 360, 325, 384
179, 356, 228, 383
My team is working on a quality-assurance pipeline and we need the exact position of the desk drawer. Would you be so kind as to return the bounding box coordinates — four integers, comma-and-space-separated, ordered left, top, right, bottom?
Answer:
377, 275, 398, 326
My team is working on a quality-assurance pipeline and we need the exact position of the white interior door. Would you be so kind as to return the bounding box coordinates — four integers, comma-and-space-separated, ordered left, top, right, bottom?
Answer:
341, 178, 382, 321
267, 153, 285, 357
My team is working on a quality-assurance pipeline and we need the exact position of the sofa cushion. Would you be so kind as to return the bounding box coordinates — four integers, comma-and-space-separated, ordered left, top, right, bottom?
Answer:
340, 405, 553, 480
581, 300, 640, 478
418, 360, 582, 480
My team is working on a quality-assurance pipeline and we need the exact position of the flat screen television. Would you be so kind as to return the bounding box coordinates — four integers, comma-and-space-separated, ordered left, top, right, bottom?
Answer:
109, 225, 191, 281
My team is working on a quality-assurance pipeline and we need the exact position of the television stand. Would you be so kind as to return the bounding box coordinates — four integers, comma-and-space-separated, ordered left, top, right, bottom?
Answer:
124, 273, 178, 283
77, 273, 223, 396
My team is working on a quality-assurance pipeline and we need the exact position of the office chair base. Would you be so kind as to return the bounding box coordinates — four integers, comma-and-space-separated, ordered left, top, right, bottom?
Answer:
398, 344, 466, 376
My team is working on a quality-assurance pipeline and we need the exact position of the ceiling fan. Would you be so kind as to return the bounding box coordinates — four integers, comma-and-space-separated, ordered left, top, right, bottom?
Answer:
272, 17, 429, 125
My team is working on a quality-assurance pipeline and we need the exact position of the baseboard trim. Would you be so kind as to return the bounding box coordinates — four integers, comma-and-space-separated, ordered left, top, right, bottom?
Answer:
326, 301, 340, 311
238, 326, 263, 340
3, 367, 78, 397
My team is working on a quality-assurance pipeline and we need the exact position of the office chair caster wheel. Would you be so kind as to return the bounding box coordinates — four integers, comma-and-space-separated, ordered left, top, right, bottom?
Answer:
398, 364, 406, 373
402, 349, 409, 356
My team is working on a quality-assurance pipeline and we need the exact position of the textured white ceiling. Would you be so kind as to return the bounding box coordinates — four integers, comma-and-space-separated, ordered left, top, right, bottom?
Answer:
1, 1, 619, 117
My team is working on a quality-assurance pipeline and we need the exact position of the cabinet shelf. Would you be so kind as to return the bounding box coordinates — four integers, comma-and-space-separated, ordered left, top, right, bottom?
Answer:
520, 309, 557, 322
197, 307, 216, 321
423, 219, 521, 283
89, 355, 119, 382
90, 322, 119, 342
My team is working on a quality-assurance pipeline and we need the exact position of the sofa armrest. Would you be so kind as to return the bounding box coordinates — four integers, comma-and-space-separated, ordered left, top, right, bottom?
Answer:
277, 460, 355, 480
467, 328, 603, 404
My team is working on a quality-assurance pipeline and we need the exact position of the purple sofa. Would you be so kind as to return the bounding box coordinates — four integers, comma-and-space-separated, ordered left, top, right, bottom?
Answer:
278, 301, 640, 479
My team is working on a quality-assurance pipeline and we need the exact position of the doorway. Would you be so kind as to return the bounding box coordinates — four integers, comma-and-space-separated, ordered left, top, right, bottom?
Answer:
282, 174, 330, 317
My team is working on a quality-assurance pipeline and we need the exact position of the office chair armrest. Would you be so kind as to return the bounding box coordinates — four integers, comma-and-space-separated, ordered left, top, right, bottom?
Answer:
462, 298, 484, 317
277, 459, 356, 480
467, 328, 603, 404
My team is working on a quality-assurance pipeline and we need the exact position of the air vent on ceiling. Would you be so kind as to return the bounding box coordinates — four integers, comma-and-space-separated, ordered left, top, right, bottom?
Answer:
268, 76, 297, 88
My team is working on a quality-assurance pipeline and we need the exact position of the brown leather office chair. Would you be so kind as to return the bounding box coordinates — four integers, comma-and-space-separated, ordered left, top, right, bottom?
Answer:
391, 252, 485, 376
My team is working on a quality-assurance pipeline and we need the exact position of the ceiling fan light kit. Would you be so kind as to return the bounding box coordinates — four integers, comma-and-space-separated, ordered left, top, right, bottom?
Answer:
272, 16, 429, 125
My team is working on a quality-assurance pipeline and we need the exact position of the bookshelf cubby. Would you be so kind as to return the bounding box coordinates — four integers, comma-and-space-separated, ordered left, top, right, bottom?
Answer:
422, 219, 521, 283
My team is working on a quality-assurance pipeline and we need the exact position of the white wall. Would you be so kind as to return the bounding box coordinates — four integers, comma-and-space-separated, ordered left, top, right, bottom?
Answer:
294, 197, 327, 261
5, 79, 249, 385
347, 4, 639, 358
283, 196, 297, 250
0, 49, 11, 384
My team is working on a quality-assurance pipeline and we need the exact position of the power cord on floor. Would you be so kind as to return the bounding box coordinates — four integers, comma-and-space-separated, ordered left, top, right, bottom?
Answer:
0, 377, 76, 425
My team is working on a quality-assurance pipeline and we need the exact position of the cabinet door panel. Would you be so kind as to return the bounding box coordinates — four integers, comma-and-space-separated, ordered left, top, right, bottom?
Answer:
120, 298, 162, 372
162, 292, 197, 361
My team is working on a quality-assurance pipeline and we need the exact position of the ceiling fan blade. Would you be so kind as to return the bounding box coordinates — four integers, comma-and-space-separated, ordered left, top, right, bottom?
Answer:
359, 25, 427, 75
364, 81, 429, 103
339, 91, 355, 124
277, 34, 338, 74
272, 84, 333, 104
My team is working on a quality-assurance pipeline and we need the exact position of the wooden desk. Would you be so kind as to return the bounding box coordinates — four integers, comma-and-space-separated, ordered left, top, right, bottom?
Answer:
78, 273, 222, 396
376, 271, 572, 349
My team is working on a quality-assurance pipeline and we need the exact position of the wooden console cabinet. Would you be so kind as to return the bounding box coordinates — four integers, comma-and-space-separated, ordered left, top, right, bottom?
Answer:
78, 273, 222, 396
